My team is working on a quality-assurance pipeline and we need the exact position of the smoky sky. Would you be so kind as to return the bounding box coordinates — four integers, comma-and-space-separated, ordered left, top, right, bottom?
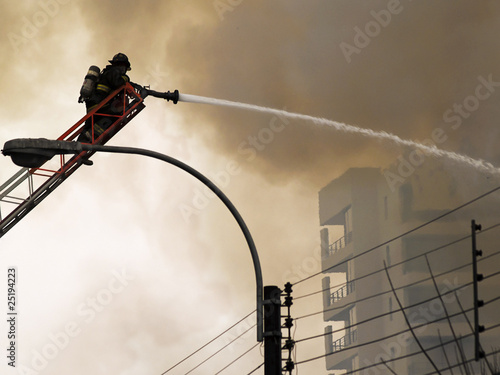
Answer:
3, 1, 500, 187
2, 2, 500, 374
125, 0, 500, 186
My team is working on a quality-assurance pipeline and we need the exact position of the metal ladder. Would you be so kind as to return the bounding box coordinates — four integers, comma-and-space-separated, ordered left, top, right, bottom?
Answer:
0, 82, 145, 238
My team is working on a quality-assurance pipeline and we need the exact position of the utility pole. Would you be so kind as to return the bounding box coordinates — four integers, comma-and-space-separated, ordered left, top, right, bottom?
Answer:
264, 285, 282, 375
471, 219, 485, 361
282, 282, 295, 374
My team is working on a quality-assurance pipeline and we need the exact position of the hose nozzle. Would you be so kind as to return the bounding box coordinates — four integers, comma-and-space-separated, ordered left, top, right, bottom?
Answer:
165, 89, 179, 104
143, 88, 179, 104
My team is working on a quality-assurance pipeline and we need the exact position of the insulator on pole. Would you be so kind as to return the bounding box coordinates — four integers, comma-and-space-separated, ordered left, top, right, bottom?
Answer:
471, 220, 485, 361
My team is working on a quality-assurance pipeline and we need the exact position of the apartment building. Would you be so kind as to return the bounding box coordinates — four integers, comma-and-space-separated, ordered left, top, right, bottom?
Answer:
319, 162, 499, 374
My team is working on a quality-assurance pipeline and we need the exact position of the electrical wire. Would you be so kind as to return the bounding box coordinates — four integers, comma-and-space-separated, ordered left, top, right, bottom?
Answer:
171, 241, 500, 374
295, 248, 500, 321
361, 322, 500, 375
423, 346, 500, 375
161, 187, 500, 374
246, 362, 264, 374
297, 260, 465, 321
425, 255, 468, 372
294, 295, 500, 369
183, 324, 256, 374
292, 184, 500, 287
289, 222, 500, 373
294, 270, 500, 349
341, 323, 500, 375
291, 188, 500, 372
384, 260, 441, 374
294, 272, 476, 345
291, 220, 500, 317
454, 294, 495, 375
294, 227, 473, 301
297, 218, 500, 300
213, 342, 261, 375
160, 310, 255, 374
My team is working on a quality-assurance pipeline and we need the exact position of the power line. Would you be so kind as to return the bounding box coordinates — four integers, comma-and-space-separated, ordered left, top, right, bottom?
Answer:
160, 310, 254, 374
184, 324, 256, 374
246, 362, 264, 374
294, 248, 500, 321
424, 255, 469, 372
293, 184, 500, 287
160, 188, 500, 374
294, 270, 500, 349
213, 342, 261, 375
343, 323, 500, 375
294, 295, 500, 369
291, 221, 500, 325
362, 323, 500, 375
384, 260, 441, 374
294, 229, 466, 301
423, 346, 500, 375
454, 285, 496, 374
291, 188, 500, 372
294, 272, 475, 345
294, 226, 476, 301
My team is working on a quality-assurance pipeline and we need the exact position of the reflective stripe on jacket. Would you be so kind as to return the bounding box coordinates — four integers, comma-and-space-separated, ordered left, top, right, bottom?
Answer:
85, 65, 130, 111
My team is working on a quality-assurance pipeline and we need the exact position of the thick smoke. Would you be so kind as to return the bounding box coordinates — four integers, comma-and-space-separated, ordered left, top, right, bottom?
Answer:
30, 0, 499, 187
162, 1, 500, 186
2, 2, 500, 374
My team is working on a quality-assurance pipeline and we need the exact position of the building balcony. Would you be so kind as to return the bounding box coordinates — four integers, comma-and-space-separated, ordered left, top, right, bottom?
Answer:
328, 231, 353, 256
332, 329, 357, 352
331, 280, 355, 304
325, 327, 358, 371
323, 278, 356, 322
321, 228, 353, 273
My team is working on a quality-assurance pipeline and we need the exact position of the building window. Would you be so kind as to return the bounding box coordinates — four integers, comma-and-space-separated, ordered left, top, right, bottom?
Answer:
386, 245, 391, 266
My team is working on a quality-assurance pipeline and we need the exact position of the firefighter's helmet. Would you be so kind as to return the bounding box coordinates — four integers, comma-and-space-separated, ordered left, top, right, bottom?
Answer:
109, 53, 131, 71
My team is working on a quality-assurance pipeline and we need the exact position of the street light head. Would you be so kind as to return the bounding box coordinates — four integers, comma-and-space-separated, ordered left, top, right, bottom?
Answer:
1, 139, 264, 342
2, 138, 83, 168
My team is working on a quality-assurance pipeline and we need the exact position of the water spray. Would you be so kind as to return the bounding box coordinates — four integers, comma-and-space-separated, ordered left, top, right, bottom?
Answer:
177, 93, 500, 177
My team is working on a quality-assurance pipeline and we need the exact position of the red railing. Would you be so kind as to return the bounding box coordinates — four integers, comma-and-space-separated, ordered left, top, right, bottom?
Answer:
0, 82, 145, 237
31, 82, 144, 177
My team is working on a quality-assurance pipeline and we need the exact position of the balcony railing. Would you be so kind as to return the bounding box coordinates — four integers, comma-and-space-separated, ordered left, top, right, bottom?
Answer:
328, 231, 353, 255
330, 281, 355, 304
332, 329, 357, 352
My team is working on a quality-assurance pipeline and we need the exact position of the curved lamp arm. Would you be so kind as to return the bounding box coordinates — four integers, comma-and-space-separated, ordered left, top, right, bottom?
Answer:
2, 138, 264, 342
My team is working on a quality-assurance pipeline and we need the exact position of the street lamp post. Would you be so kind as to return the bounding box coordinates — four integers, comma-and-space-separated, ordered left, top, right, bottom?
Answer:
2, 138, 264, 343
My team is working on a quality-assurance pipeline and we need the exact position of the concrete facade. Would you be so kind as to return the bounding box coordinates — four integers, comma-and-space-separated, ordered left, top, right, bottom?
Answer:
319, 163, 499, 374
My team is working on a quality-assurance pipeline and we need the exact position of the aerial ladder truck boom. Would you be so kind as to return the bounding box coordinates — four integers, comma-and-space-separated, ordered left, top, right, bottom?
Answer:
0, 82, 178, 238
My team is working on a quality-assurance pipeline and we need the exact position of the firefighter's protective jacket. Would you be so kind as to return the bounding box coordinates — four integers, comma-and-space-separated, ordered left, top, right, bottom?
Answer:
86, 65, 130, 111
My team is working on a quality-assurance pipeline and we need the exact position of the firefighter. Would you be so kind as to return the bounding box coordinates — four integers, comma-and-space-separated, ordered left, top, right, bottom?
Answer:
79, 53, 132, 143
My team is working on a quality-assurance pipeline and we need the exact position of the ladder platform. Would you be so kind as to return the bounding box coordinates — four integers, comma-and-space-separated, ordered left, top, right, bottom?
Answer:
0, 82, 145, 238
